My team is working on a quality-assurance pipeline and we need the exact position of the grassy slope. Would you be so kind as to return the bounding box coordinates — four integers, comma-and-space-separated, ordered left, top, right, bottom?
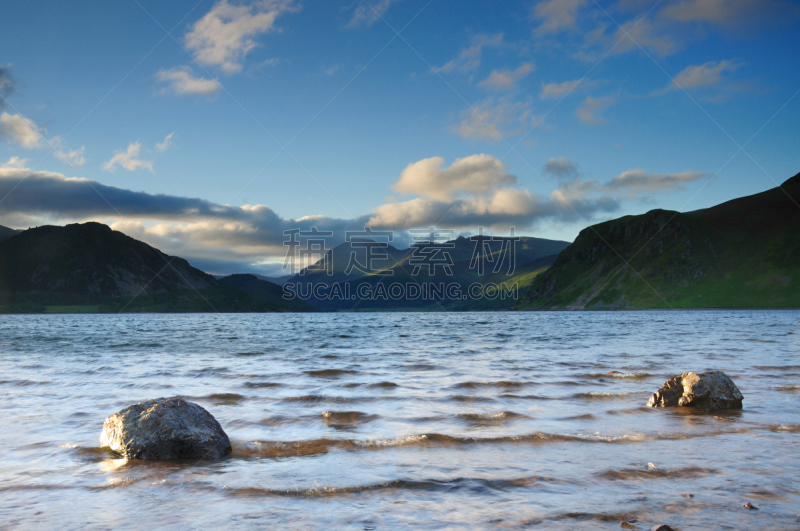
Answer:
520, 172, 800, 310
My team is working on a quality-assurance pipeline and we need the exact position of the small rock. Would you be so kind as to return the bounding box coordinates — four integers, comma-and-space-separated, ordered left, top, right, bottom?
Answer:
681, 493, 694, 498
650, 526, 674, 531
743, 502, 759, 510
646, 370, 743, 412
621, 522, 638, 529
100, 397, 232, 460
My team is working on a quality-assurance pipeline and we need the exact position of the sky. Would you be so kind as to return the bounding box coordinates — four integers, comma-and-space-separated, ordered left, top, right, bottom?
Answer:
0, 0, 799, 275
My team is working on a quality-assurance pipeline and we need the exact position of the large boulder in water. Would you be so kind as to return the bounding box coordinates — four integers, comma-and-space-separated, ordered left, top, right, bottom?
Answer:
646, 371, 743, 412
100, 397, 232, 460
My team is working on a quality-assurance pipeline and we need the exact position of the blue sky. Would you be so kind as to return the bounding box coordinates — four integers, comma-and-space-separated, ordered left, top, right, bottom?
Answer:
1, 0, 799, 275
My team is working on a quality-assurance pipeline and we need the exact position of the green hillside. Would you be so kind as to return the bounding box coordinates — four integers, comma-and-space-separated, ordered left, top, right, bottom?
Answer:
519, 172, 800, 310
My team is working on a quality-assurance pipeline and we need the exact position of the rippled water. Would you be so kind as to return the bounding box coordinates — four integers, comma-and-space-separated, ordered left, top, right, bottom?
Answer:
1, 311, 799, 529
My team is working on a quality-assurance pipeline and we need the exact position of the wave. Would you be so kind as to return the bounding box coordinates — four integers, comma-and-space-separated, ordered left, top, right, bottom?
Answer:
403, 363, 437, 371
367, 381, 398, 389
457, 411, 528, 424
220, 474, 568, 499
229, 428, 749, 459
452, 381, 531, 389
767, 424, 800, 433
754, 365, 800, 371
188, 367, 230, 377
0, 379, 51, 386
572, 391, 645, 400
598, 466, 717, 481
280, 395, 373, 404
243, 381, 282, 389
199, 393, 246, 404
321, 411, 378, 426
559, 414, 598, 421
776, 385, 800, 391
500, 394, 555, 400
547, 511, 641, 524
582, 371, 652, 380
305, 369, 358, 378
451, 395, 495, 403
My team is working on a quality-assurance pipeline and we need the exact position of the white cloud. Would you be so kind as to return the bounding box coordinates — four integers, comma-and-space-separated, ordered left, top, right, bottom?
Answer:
606, 168, 707, 196
434, 33, 503, 74
540, 79, 582, 99
55, 146, 87, 167
366, 185, 619, 230
103, 142, 153, 173
1, 158, 706, 267
453, 97, 536, 141
348, 0, 402, 27
1, 156, 27, 169
668, 59, 740, 90
366, 154, 621, 230
156, 132, 175, 152
392, 155, 517, 202
478, 63, 534, 91
185, 0, 298, 74
533, 0, 586, 35
156, 67, 222, 96
0, 112, 43, 148
576, 96, 613, 125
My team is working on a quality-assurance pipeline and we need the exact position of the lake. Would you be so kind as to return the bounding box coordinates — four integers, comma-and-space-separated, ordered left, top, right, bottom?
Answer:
1, 311, 798, 529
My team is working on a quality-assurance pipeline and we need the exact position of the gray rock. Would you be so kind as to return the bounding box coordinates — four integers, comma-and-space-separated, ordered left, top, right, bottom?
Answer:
100, 397, 232, 460
650, 526, 674, 531
646, 371, 743, 412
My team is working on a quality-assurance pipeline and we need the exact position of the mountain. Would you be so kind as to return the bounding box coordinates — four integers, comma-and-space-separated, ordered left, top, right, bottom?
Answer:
0, 222, 312, 313
0, 224, 20, 242
519, 172, 800, 310
218, 274, 312, 312
286, 235, 570, 310
253, 274, 292, 285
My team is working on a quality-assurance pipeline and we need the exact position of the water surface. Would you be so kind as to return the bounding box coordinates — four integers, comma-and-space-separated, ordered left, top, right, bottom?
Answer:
1, 311, 799, 529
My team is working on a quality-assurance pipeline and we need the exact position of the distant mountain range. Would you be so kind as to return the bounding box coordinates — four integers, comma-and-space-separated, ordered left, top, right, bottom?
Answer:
0, 222, 310, 313
3, 172, 796, 313
518, 172, 800, 310
285, 235, 570, 310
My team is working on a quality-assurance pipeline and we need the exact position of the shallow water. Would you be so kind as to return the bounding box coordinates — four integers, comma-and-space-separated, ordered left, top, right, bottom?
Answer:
1, 311, 799, 529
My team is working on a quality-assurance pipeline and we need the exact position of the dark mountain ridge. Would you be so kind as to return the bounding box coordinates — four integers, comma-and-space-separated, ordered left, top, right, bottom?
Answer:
0, 224, 20, 241
519, 172, 800, 309
0, 222, 310, 313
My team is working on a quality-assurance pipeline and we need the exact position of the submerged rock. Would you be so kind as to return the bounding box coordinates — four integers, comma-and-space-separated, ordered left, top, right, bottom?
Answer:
100, 397, 231, 460
646, 371, 743, 412
650, 526, 674, 531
